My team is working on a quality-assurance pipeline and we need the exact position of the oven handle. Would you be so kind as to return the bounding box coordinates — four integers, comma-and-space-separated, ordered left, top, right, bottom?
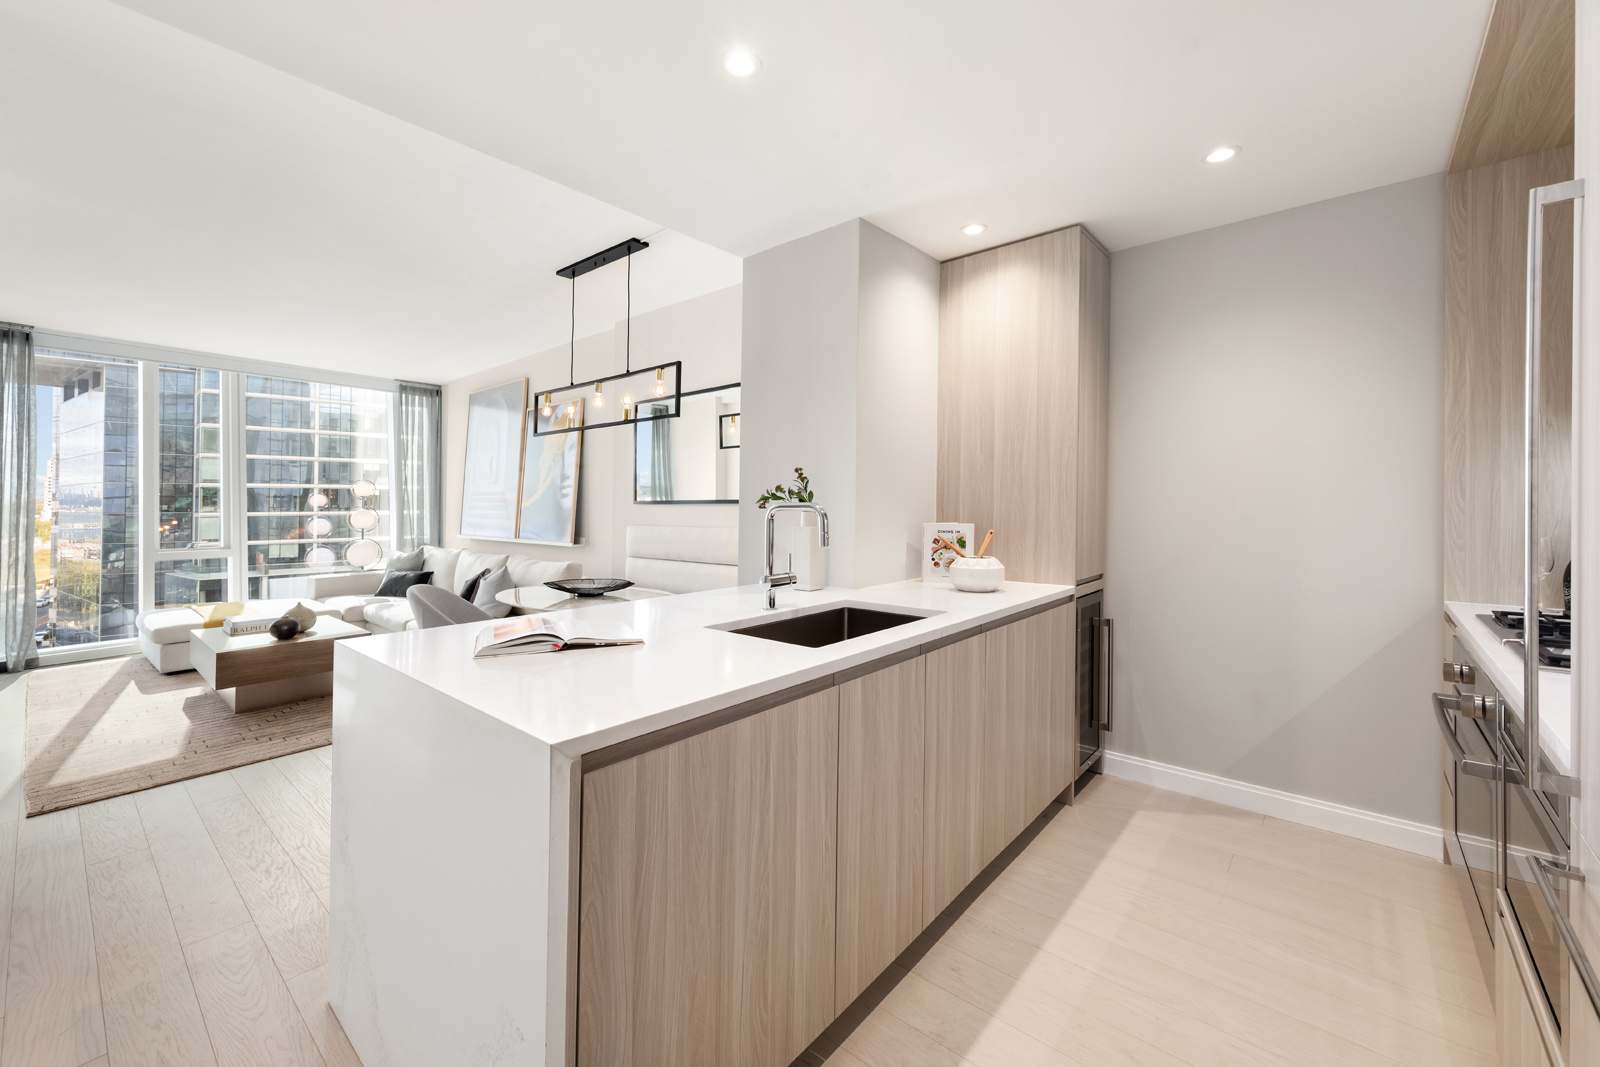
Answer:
1433, 693, 1516, 782
1529, 856, 1600, 1019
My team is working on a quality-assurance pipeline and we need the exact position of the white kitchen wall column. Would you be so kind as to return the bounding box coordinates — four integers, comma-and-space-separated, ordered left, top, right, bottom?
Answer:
738, 219, 939, 587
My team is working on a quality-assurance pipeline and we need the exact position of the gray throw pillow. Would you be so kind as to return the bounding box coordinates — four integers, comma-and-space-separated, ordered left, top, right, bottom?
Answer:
473, 566, 515, 618
384, 547, 425, 583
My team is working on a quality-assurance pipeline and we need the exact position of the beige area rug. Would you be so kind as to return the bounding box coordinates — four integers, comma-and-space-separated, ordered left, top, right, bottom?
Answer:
24, 655, 332, 816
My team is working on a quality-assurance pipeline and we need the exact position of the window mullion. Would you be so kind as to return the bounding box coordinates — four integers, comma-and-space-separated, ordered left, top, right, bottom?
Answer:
137, 361, 158, 614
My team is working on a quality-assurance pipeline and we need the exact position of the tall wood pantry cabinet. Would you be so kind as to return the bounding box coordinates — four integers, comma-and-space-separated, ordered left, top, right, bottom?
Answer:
936, 223, 1111, 589
935, 222, 1113, 798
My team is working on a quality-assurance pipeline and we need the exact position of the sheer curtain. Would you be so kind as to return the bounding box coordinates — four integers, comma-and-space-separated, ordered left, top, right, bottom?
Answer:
648, 403, 675, 499
396, 381, 443, 552
1, 325, 36, 671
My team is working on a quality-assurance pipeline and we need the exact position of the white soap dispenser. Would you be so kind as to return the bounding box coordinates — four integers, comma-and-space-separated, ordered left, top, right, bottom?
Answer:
791, 513, 826, 590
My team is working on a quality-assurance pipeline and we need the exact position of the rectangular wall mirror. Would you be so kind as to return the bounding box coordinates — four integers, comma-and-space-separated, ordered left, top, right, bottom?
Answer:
635, 384, 739, 503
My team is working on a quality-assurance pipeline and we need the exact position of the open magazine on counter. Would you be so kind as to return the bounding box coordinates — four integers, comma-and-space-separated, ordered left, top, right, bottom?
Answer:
472, 614, 644, 658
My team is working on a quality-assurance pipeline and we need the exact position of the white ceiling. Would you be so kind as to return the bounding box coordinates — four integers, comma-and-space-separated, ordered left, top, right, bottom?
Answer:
107, 0, 1491, 258
0, 0, 740, 382
3, 0, 1492, 382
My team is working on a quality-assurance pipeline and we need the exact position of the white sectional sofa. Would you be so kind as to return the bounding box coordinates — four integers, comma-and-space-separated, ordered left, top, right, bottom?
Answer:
307, 546, 582, 634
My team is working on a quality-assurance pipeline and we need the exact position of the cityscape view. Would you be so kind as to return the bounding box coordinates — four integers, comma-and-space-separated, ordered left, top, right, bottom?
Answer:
33, 350, 393, 649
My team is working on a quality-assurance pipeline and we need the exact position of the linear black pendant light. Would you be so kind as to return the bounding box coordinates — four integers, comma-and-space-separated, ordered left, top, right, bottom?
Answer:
528, 237, 682, 438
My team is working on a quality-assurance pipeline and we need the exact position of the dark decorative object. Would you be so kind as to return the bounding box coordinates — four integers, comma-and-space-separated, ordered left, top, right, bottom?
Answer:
376, 570, 434, 598
545, 578, 634, 597
269, 618, 300, 641
1565, 561, 1572, 613
458, 567, 493, 602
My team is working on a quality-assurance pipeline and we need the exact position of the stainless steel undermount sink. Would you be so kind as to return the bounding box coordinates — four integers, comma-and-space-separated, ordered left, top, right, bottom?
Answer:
719, 604, 933, 648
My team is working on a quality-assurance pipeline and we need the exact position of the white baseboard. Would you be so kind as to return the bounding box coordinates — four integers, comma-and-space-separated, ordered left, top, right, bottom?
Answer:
1100, 751, 1443, 859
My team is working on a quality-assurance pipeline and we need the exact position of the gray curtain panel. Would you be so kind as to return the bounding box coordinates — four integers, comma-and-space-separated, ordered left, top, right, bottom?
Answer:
1, 325, 36, 672
649, 404, 675, 500
396, 380, 443, 552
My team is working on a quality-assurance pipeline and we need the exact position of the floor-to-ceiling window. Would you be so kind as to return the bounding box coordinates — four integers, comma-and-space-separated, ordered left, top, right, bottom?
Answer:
244, 375, 391, 599
29, 339, 396, 662
34, 349, 140, 648
152, 364, 230, 608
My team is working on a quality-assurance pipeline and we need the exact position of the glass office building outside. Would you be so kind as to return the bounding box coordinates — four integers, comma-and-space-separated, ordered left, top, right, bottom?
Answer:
33, 348, 394, 652
41, 352, 140, 646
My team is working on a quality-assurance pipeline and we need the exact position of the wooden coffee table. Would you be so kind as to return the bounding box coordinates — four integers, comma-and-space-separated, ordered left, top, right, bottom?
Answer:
189, 616, 368, 712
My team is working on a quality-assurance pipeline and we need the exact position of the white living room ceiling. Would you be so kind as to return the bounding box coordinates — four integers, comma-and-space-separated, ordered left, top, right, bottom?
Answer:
0, 0, 740, 382
107, 0, 1490, 258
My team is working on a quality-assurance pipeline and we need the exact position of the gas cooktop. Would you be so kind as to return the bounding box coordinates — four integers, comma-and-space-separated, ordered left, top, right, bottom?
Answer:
1480, 610, 1571, 669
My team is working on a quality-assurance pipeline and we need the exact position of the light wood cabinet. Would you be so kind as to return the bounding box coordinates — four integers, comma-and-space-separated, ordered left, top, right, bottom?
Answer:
924, 608, 1073, 921
577, 689, 839, 1067
986, 607, 1075, 853
580, 609, 1075, 1067
982, 621, 1032, 861
938, 224, 1110, 588
1444, 145, 1574, 604
1075, 239, 1111, 584
1043, 605, 1076, 797
922, 634, 988, 919
835, 656, 925, 1011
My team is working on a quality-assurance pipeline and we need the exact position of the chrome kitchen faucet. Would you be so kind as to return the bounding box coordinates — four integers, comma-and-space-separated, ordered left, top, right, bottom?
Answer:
762, 503, 829, 610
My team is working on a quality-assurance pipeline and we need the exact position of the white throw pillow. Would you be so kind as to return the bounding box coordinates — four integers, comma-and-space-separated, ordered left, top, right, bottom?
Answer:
383, 546, 425, 581
473, 567, 516, 618
421, 546, 462, 591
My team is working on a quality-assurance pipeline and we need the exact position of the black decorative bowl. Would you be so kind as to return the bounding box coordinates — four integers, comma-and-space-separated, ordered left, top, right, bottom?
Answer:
545, 578, 634, 597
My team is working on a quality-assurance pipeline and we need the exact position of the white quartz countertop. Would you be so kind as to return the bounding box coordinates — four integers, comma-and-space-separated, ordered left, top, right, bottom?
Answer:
1444, 600, 1572, 776
338, 579, 1074, 758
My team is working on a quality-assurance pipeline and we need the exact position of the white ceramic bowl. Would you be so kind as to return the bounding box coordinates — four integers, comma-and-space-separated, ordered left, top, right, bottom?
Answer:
948, 556, 1004, 592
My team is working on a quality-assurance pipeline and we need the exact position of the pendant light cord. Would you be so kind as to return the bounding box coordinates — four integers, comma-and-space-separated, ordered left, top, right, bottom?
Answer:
569, 276, 576, 387
626, 252, 632, 374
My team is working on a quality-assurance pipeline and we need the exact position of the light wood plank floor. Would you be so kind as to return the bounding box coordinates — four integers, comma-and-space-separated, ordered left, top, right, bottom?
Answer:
801, 773, 1495, 1067
0, 670, 359, 1067
4, 668, 1493, 1067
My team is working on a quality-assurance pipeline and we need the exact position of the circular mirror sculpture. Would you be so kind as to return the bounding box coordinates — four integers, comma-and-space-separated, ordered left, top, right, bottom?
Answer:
348, 507, 379, 532
305, 545, 336, 569
305, 516, 333, 537
351, 478, 378, 498
345, 538, 383, 568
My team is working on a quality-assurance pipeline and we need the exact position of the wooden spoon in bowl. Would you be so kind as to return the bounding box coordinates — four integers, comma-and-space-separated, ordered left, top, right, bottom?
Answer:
975, 530, 995, 559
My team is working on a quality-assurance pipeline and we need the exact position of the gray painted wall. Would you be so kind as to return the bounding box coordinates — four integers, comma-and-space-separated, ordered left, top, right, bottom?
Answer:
1106, 173, 1446, 826
739, 219, 938, 587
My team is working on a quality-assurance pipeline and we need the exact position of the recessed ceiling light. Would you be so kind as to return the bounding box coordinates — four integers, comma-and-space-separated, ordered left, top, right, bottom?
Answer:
724, 49, 759, 77
962, 223, 986, 236
1205, 146, 1239, 164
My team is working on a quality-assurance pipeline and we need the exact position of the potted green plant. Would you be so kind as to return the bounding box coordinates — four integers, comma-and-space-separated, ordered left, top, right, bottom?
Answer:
755, 468, 815, 509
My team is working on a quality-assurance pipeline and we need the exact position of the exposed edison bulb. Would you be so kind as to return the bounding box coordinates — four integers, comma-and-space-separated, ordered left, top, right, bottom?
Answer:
622, 394, 633, 420
565, 402, 575, 421
593, 380, 603, 407
654, 367, 666, 397
729, 414, 737, 432
541, 392, 552, 417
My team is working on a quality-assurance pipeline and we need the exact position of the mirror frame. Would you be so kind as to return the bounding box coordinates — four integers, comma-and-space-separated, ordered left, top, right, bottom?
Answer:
632, 382, 741, 505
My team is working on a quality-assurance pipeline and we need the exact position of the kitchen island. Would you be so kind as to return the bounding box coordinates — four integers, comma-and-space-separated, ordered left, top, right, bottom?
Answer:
328, 578, 1076, 1067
